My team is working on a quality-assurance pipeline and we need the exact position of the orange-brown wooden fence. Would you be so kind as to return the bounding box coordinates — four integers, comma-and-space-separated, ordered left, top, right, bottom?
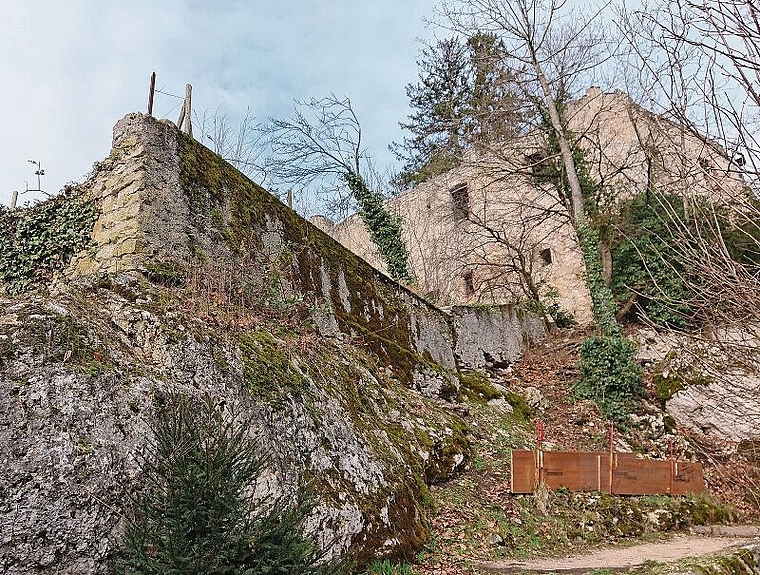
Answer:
510, 450, 704, 495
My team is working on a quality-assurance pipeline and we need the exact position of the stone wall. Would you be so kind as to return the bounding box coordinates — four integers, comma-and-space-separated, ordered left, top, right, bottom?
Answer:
451, 305, 546, 370
68, 113, 545, 381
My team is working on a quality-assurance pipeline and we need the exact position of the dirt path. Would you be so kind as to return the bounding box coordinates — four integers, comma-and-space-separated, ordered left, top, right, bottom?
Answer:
481, 529, 760, 573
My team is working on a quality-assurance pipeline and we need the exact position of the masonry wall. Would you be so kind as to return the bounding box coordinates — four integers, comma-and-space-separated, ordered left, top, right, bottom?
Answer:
68, 113, 545, 382
317, 154, 595, 325
315, 88, 750, 328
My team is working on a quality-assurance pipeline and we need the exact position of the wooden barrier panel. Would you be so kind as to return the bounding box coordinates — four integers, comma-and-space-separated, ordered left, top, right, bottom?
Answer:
673, 462, 706, 495
612, 454, 672, 495
510, 450, 704, 495
542, 451, 604, 492
511, 450, 537, 493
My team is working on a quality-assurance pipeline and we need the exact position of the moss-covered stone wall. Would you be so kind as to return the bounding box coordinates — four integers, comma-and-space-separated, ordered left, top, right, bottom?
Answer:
67, 113, 543, 387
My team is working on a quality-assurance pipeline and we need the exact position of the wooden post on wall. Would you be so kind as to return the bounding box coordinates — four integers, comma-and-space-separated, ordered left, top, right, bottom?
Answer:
183, 84, 193, 136
177, 97, 186, 130
176, 84, 193, 135
147, 72, 156, 115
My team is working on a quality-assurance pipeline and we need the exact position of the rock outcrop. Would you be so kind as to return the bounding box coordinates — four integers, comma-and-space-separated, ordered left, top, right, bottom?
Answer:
0, 113, 545, 573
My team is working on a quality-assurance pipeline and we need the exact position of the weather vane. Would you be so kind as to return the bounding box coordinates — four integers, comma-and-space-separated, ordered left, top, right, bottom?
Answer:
10, 159, 47, 209
27, 159, 45, 192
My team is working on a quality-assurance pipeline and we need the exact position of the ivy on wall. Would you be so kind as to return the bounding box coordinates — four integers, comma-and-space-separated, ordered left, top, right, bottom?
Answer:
578, 224, 621, 338
344, 171, 412, 284
0, 186, 97, 294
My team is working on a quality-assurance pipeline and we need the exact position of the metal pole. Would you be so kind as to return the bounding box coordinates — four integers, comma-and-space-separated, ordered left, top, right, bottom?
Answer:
148, 72, 156, 115
609, 424, 615, 494
669, 439, 675, 494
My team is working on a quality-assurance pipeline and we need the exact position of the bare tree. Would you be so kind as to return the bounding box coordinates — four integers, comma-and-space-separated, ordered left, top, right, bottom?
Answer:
262, 95, 412, 283
615, 0, 760, 326
198, 107, 266, 181
434, 0, 611, 227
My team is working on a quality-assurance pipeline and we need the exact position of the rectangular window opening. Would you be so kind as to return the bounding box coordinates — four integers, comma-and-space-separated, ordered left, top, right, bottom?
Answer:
451, 183, 469, 220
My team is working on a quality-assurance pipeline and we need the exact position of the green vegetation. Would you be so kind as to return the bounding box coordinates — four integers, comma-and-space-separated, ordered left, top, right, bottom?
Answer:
575, 225, 644, 423
344, 172, 411, 283
610, 191, 760, 329
0, 185, 97, 294
113, 391, 337, 575
363, 559, 413, 575
575, 336, 643, 423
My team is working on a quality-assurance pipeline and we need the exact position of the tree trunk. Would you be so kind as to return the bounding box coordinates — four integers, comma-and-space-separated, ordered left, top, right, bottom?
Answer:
532, 61, 586, 228
600, 241, 613, 287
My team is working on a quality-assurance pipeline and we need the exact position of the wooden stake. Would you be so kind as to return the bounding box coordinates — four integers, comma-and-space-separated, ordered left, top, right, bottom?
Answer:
535, 419, 545, 489
183, 84, 192, 136
177, 98, 186, 130
147, 72, 156, 115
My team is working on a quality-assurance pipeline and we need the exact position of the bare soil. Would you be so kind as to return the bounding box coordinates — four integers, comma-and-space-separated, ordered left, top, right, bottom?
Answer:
481, 531, 758, 573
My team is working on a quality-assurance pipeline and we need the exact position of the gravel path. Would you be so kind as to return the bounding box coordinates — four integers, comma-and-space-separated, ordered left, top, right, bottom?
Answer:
481, 529, 760, 573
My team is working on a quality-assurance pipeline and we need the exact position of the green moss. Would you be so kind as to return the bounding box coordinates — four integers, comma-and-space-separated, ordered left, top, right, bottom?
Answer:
456, 370, 532, 421
503, 391, 532, 422
653, 359, 713, 403
458, 370, 501, 404
239, 331, 307, 402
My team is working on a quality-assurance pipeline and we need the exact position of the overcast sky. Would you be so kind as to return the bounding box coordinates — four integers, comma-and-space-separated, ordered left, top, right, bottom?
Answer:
1, 0, 439, 209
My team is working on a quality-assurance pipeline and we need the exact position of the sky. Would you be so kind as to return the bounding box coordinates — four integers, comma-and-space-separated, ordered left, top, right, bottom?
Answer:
0, 0, 439, 210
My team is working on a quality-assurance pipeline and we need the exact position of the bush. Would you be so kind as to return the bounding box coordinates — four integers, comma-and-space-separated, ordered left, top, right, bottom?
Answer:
112, 392, 338, 575
0, 186, 97, 294
574, 336, 643, 423
610, 192, 693, 327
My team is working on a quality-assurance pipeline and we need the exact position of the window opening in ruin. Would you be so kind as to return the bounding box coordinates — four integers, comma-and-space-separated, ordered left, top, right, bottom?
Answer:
463, 270, 475, 297
450, 183, 469, 220
540, 247, 552, 265
526, 150, 554, 182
